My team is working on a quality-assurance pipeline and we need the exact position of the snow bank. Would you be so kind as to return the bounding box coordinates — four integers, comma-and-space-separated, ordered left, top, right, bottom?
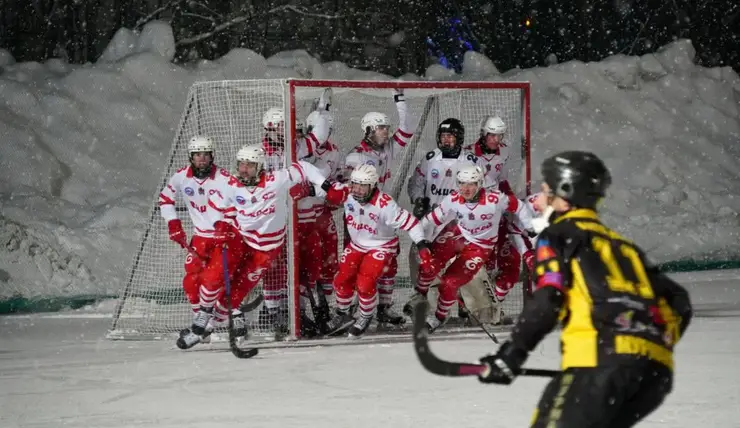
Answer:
0, 24, 739, 306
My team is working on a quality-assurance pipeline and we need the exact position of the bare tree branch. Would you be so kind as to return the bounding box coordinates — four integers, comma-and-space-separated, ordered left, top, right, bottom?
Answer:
176, 4, 352, 46
181, 12, 216, 24
135, 0, 184, 30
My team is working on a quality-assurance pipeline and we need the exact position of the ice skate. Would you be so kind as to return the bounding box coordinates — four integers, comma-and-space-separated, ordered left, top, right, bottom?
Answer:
324, 308, 355, 336
403, 291, 428, 316
176, 308, 213, 349
376, 304, 406, 326
425, 313, 447, 333
348, 313, 374, 339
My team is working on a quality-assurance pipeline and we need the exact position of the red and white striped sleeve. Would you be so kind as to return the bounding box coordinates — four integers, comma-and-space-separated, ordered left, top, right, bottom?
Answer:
383, 196, 425, 244
158, 172, 180, 222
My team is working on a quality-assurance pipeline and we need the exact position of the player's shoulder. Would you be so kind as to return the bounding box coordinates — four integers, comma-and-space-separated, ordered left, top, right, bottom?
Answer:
173, 165, 190, 178
448, 190, 462, 203
462, 150, 478, 163
425, 149, 439, 161
214, 166, 233, 179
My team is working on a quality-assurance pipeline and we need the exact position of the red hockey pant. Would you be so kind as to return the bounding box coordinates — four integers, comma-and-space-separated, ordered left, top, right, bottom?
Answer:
417, 230, 490, 320
297, 222, 323, 288
182, 235, 219, 309
485, 219, 534, 300
333, 245, 397, 317
314, 208, 339, 294
198, 235, 247, 310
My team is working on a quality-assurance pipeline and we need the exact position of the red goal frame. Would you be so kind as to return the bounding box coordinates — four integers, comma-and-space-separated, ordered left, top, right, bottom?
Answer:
286, 79, 531, 339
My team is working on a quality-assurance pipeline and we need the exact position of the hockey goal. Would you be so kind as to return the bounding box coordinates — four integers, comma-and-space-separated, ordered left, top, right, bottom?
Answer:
108, 79, 531, 342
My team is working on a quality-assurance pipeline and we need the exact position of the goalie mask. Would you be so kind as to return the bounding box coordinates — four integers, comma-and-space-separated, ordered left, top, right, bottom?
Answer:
456, 165, 484, 202
361, 112, 391, 148
479, 116, 507, 154
350, 164, 379, 204
187, 136, 215, 179
436, 118, 464, 158
236, 145, 266, 186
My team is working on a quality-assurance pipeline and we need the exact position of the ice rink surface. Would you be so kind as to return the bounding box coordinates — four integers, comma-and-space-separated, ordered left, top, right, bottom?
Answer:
2, 270, 739, 428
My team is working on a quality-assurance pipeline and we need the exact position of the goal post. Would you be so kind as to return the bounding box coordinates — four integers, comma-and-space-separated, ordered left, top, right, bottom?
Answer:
108, 78, 531, 342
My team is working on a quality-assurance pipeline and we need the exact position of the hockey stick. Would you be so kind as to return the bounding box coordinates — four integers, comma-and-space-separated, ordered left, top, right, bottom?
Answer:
222, 244, 259, 359
459, 301, 499, 344
412, 301, 557, 378
239, 292, 264, 313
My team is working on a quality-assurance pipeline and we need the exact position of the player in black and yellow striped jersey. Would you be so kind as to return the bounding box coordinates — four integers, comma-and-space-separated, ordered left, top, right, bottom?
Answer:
477, 151, 693, 428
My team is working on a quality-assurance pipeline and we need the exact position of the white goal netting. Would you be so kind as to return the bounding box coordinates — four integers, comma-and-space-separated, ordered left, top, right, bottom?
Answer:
108, 79, 531, 341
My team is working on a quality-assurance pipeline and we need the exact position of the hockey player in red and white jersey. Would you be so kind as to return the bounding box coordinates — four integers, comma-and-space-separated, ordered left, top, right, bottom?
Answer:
464, 115, 513, 194
322, 164, 432, 338
159, 136, 249, 349
343, 89, 414, 190
405, 118, 478, 319
204, 144, 333, 340
488, 192, 540, 311
406, 165, 534, 332
343, 89, 415, 322
259, 103, 334, 332
302, 108, 346, 325
261, 107, 326, 172
463, 115, 534, 322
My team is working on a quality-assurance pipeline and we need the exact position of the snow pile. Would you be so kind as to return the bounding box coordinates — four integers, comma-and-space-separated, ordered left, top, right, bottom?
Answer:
0, 22, 739, 305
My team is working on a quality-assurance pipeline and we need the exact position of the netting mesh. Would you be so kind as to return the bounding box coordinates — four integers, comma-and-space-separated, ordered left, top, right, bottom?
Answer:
108, 79, 530, 341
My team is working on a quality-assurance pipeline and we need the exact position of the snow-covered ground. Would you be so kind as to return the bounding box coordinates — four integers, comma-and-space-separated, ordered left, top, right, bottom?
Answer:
1, 269, 739, 428
0, 21, 739, 305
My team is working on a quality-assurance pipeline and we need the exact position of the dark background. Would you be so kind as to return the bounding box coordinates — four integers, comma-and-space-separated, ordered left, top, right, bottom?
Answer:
1, 0, 737, 75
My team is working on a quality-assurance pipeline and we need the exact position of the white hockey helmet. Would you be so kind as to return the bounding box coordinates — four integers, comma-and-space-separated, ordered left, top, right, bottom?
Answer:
457, 165, 484, 186
480, 116, 507, 135
188, 136, 214, 154
262, 107, 284, 129
350, 164, 380, 187
236, 145, 266, 165
361, 112, 390, 134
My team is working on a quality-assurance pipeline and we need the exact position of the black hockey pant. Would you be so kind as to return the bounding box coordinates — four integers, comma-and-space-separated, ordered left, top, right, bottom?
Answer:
529, 361, 673, 428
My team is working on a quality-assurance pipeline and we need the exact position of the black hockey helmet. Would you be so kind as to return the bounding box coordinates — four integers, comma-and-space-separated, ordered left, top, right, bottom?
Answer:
541, 151, 611, 209
436, 118, 464, 157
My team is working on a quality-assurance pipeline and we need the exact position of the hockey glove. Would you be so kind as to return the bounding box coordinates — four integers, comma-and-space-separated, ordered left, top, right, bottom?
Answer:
213, 220, 235, 244
412, 197, 430, 219
478, 341, 529, 385
522, 250, 535, 273
167, 219, 188, 249
416, 240, 434, 273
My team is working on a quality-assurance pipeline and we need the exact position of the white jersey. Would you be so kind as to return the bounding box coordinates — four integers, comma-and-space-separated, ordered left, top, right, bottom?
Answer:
262, 110, 333, 172
296, 156, 332, 225
314, 140, 346, 182
327, 185, 425, 253
407, 148, 479, 207
159, 165, 234, 238
423, 189, 533, 249
344, 99, 414, 192
209, 161, 327, 251
464, 141, 512, 192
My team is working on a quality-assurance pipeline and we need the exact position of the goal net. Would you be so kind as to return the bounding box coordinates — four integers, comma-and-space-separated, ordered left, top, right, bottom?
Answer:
108, 79, 531, 342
